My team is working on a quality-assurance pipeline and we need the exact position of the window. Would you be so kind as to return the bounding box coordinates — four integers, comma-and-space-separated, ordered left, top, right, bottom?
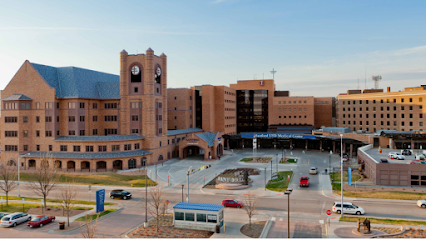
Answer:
80, 102, 85, 108
373, 107, 376, 111
410, 113, 413, 118
57, 116, 59, 122
57, 130, 59, 136
86, 146, 94, 152
401, 114, 405, 118
124, 144, 131, 151
112, 145, 120, 151
23, 116, 28, 123
93, 129, 98, 135
23, 130, 28, 137
45, 131, 52, 137
104, 115, 118, 122
80, 130, 85, 136
175, 212, 184, 221
36, 116, 40, 123
60, 145, 67, 152
98, 146, 107, 152
36, 102, 40, 109
134, 87, 138, 93
132, 129, 139, 134
420, 113, 423, 119
5, 145, 18, 151
73, 146, 81, 152
5, 117, 18, 123
104, 103, 118, 109
185, 213, 195, 221
174, 96, 177, 100
36, 145, 40, 151
68, 102, 76, 109
23, 145, 28, 151
5, 131, 18, 137
93, 103, 98, 109
207, 214, 217, 223
131, 102, 142, 108
36, 130, 40, 137
409, 98, 413, 103
93, 116, 98, 122
69, 130, 76, 135
104, 129, 118, 135
80, 116, 85, 122
134, 143, 140, 150
132, 115, 139, 121
44, 116, 52, 122
69, 116, 75, 122
45, 102, 53, 109
401, 98, 404, 103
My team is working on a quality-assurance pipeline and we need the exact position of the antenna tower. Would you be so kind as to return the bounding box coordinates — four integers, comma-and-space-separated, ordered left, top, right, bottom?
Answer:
371, 75, 382, 89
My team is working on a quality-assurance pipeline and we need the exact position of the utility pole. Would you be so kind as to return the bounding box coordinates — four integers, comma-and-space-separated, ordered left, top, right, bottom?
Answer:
340, 134, 344, 219
265, 168, 267, 190
276, 154, 278, 173
144, 160, 148, 227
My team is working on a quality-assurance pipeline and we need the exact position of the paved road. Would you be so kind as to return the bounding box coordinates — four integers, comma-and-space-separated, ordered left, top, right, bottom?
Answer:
1, 149, 424, 238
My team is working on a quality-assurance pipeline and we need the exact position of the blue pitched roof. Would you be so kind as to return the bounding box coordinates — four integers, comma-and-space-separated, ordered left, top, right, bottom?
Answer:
196, 132, 217, 147
3, 94, 32, 101
22, 149, 152, 159
167, 128, 204, 136
31, 63, 120, 99
54, 135, 145, 142
173, 202, 223, 212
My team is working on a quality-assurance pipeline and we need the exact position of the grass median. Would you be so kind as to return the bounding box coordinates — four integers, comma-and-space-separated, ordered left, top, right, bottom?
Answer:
20, 172, 157, 187
331, 183, 426, 200
340, 216, 426, 226
0, 202, 91, 213
75, 209, 117, 221
240, 158, 253, 162
329, 172, 361, 182
0, 196, 116, 206
266, 171, 293, 192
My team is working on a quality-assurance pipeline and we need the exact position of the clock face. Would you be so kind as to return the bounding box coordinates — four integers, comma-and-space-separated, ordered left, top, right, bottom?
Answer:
131, 66, 140, 75
156, 67, 161, 76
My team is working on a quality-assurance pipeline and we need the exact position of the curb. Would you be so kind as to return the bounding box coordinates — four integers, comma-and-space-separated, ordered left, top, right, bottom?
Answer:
370, 226, 406, 238
260, 220, 272, 238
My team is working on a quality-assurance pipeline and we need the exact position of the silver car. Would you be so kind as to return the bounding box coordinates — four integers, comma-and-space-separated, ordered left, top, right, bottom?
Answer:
1, 212, 32, 228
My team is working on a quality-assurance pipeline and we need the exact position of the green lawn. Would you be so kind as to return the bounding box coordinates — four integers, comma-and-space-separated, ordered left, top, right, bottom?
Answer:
266, 171, 293, 192
329, 172, 361, 182
75, 209, 117, 221
0, 196, 116, 206
341, 216, 426, 226
0, 202, 91, 213
20, 172, 157, 187
279, 158, 297, 164
240, 158, 253, 162
332, 183, 426, 200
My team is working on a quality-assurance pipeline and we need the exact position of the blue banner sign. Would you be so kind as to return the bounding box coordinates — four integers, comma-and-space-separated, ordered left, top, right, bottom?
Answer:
348, 167, 352, 186
241, 133, 316, 139
96, 189, 105, 213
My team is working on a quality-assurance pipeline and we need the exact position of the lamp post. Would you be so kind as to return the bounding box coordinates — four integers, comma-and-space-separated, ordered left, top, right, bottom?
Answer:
340, 134, 343, 219
270, 160, 273, 180
144, 159, 148, 227
276, 154, 278, 173
285, 188, 293, 238
181, 185, 184, 202
18, 153, 30, 198
187, 166, 192, 203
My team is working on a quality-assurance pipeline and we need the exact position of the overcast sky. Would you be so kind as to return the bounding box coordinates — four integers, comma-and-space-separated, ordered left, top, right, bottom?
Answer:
1, 0, 425, 97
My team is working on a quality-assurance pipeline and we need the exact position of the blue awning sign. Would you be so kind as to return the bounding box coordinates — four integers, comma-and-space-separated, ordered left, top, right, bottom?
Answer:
241, 133, 316, 139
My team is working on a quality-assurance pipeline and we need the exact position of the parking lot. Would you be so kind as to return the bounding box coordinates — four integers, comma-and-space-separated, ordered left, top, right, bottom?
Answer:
366, 148, 425, 164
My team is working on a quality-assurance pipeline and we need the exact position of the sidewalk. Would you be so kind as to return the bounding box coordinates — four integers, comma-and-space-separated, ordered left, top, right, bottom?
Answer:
326, 220, 411, 238
211, 210, 270, 238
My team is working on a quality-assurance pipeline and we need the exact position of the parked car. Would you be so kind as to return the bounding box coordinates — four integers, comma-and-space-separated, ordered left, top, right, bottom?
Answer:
410, 160, 424, 164
309, 167, 318, 175
0, 213, 5, 220
332, 202, 365, 215
415, 154, 425, 160
299, 176, 309, 187
380, 158, 389, 163
27, 215, 55, 228
221, 199, 243, 208
110, 190, 132, 200
388, 152, 405, 160
1, 213, 32, 228
402, 149, 412, 155
417, 200, 426, 209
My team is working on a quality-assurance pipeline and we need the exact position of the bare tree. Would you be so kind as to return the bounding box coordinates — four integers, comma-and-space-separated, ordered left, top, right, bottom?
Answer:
58, 182, 79, 227
27, 154, 60, 211
0, 164, 18, 206
148, 185, 166, 232
243, 191, 258, 228
79, 213, 103, 238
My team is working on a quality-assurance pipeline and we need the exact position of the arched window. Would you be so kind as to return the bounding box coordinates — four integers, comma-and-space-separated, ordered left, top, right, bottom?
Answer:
128, 159, 136, 169
7, 160, 16, 166
158, 155, 163, 161
154, 66, 161, 84
131, 65, 141, 83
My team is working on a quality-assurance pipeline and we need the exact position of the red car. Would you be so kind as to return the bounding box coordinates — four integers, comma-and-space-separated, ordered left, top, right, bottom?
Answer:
221, 199, 243, 208
299, 176, 309, 187
27, 215, 55, 228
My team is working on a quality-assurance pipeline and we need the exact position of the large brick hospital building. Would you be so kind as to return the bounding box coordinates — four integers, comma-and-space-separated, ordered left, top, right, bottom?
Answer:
1, 48, 426, 172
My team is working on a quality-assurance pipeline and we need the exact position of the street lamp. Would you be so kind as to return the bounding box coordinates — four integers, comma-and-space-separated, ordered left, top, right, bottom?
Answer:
276, 154, 278, 173
187, 166, 192, 203
285, 188, 293, 238
18, 153, 30, 198
340, 134, 343, 219
144, 159, 148, 227
270, 160, 273, 180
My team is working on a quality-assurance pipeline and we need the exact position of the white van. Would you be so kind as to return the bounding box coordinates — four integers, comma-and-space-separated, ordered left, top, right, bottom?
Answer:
332, 202, 365, 215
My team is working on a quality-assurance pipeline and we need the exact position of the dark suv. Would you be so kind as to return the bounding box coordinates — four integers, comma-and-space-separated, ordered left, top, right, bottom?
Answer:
402, 149, 412, 155
110, 190, 132, 200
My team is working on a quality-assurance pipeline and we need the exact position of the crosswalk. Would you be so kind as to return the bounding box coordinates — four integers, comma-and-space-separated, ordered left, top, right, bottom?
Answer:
271, 217, 284, 222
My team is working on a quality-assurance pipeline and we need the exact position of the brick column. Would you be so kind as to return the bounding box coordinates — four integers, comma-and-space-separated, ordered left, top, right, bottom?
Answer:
107, 160, 114, 172
333, 141, 336, 153
123, 159, 129, 170
350, 144, 353, 158
75, 160, 81, 172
